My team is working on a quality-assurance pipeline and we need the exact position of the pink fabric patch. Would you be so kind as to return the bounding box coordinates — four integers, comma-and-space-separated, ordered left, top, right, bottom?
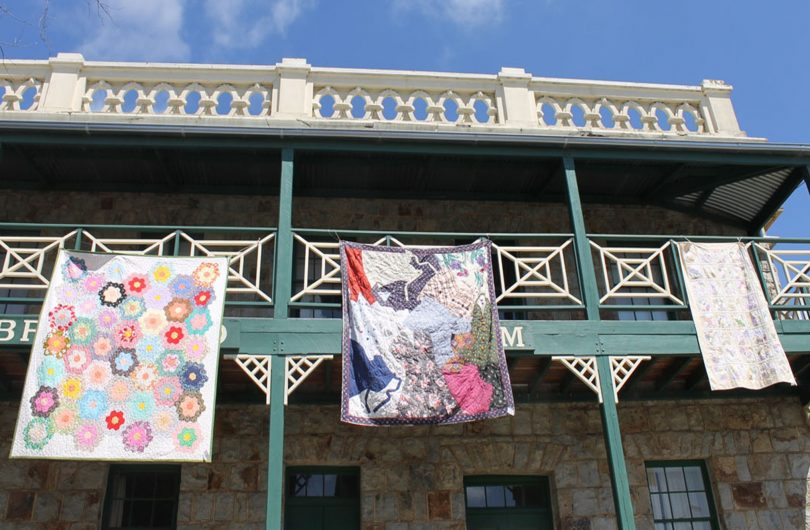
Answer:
442, 364, 493, 415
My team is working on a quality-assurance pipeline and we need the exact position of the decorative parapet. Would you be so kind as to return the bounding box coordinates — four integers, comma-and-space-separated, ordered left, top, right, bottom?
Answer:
0, 53, 756, 140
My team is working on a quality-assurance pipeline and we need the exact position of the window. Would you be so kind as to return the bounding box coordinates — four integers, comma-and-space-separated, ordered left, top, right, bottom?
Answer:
645, 461, 719, 530
285, 467, 360, 530
464, 476, 554, 530
101, 465, 181, 530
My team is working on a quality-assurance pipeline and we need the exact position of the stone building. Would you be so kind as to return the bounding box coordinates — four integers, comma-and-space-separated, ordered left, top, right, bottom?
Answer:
0, 54, 809, 530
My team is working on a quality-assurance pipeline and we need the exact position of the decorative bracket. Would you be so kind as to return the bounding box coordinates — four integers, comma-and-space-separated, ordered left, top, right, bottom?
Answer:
610, 356, 651, 402
553, 356, 602, 402
553, 355, 651, 403
233, 354, 334, 405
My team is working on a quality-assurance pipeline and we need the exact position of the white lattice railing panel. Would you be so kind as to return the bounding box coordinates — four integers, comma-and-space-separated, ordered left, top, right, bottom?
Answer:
82, 80, 272, 117
492, 240, 581, 305
610, 356, 650, 402
534, 95, 705, 134
290, 234, 388, 302
756, 244, 810, 307
554, 356, 602, 402
591, 241, 684, 305
285, 355, 334, 405
82, 230, 276, 304
312, 86, 497, 125
0, 232, 79, 290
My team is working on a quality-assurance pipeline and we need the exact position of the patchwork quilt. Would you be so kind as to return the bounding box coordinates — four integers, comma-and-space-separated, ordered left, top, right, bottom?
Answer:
340, 240, 514, 425
11, 251, 228, 461
678, 242, 796, 390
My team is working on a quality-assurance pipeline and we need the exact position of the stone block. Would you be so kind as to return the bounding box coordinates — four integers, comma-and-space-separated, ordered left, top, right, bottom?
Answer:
5, 491, 34, 521
561, 516, 591, 530
731, 482, 766, 509
32, 492, 60, 523
571, 488, 597, 517
213, 492, 235, 521
762, 480, 788, 509
427, 491, 451, 520
770, 428, 804, 452
748, 453, 789, 480
577, 461, 600, 487
787, 453, 810, 479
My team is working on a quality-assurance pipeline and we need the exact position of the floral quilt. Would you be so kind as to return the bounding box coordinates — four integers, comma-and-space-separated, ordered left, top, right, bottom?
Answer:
340, 240, 514, 425
677, 242, 796, 390
11, 251, 228, 461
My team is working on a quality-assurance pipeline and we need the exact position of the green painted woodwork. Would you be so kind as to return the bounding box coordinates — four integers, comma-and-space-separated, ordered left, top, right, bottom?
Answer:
284, 467, 360, 530
267, 354, 287, 530
464, 476, 554, 530
596, 355, 636, 530
564, 157, 636, 530
5, 130, 810, 167
266, 149, 295, 530
564, 157, 600, 320
274, 148, 295, 319
644, 460, 720, 530
4, 315, 810, 355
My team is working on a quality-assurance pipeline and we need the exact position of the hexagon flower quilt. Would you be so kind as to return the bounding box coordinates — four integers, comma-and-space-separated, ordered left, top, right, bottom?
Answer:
11, 251, 227, 461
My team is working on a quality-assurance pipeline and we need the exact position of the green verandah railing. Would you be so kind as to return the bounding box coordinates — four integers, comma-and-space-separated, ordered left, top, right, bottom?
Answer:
1, 223, 809, 320
0, 222, 277, 313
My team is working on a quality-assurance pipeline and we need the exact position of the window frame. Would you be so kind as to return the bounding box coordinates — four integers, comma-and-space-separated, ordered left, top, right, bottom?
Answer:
644, 460, 720, 530
101, 464, 181, 530
463, 475, 554, 526
284, 466, 361, 529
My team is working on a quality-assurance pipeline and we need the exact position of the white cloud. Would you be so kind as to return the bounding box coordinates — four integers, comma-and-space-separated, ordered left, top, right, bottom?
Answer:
78, 0, 190, 61
392, 0, 505, 29
204, 0, 314, 49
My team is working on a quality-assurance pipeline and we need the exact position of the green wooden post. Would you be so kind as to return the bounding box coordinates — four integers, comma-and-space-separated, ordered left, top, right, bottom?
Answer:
563, 157, 599, 320
274, 148, 295, 320
266, 148, 295, 530
563, 157, 637, 530
267, 354, 287, 530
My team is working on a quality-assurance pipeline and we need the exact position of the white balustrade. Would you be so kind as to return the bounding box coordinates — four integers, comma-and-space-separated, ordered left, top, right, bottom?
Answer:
0, 54, 753, 139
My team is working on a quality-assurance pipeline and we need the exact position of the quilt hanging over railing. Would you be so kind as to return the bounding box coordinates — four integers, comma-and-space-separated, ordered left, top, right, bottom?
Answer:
340, 240, 514, 425
677, 242, 796, 390
11, 251, 228, 461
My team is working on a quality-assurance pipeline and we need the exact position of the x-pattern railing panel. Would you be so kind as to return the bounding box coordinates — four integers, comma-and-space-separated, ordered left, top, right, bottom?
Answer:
83, 230, 276, 304
590, 240, 684, 305
492, 239, 581, 305
0, 232, 79, 290
755, 243, 810, 308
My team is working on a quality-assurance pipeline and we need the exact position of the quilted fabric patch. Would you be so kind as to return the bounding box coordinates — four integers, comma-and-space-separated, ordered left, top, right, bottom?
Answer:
11, 251, 228, 461
340, 240, 514, 425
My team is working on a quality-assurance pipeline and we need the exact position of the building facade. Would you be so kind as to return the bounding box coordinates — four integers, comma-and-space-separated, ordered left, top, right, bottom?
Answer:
0, 54, 809, 530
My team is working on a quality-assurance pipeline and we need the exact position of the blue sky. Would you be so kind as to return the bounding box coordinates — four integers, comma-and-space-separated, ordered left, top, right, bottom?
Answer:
1, 0, 808, 235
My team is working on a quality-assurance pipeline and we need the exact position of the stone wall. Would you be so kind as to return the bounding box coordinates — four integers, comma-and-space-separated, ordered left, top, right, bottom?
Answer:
2, 397, 806, 529
0, 190, 742, 236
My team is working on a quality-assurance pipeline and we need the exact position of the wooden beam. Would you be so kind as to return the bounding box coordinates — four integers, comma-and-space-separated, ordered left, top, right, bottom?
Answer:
654, 357, 693, 391
529, 358, 552, 396
683, 361, 707, 390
